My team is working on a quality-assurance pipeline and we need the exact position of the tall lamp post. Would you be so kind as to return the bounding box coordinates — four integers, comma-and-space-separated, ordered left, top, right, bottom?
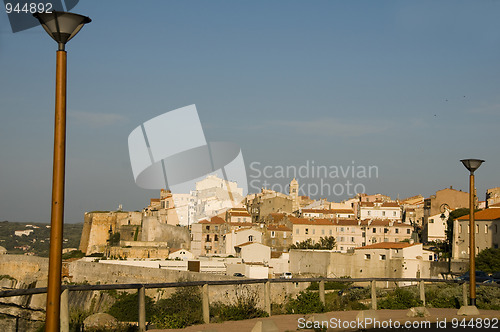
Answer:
33, 11, 91, 332
460, 158, 484, 307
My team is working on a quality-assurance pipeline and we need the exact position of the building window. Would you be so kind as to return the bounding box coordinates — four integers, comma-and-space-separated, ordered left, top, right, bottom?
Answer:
296, 229, 299, 235
214, 235, 218, 241
305, 228, 309, 235
379, 254, 386, 260
329, 229, 332, 235
321, 229, 325, 235
340, 237, 345, 242
373, 228, 376, 233
429, 219, 434, 224
429, 255, 433, 261
384, 228, 388, 234
340, 227, 344, 232
395, 228, 399, 234
249, 235, 254, 242
382, 211, 386, 217
215, 226, 218, 231
283, 240, 287, 245
476, 225, 479, 233
312, 229, 315, 235
485, 225, 488, 234
407, 229, 411, 234
283, 232, 287, 238
459, 225, 462, 233
206, 235, 210, 242
365, 254, 371, 260
368, 211, 371, 216
351, 237, 355, 243
393, 211, 397, 216
272, 239, 276, 245
271, 231, 275, 238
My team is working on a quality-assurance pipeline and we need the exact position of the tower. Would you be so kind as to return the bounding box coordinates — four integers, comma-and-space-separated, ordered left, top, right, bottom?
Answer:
290, 178, 299, 212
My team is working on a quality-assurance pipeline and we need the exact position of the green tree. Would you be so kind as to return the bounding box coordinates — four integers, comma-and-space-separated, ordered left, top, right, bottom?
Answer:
289, 236, 336, 250
476, 248, 500, 273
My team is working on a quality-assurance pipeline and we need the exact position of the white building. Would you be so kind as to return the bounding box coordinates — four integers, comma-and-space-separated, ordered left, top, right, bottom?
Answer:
168, 248, 194, 260
423, 211, 449, 243
224, 228, 262, 255
235, 242, 271, 264
359, 201, 402, 221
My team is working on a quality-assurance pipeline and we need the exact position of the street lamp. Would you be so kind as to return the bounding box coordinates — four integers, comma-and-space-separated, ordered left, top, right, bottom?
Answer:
33, 11, 91, 332
460, 158, 484, 308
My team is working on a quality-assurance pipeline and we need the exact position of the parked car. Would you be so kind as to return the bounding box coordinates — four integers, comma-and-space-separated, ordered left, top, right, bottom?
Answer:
455, 271, 494, 283
491, 272, 500, 284
280, 272, 293, 279
233, 273, 245, 277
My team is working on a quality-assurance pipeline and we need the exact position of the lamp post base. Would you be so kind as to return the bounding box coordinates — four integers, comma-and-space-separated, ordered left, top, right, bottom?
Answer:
457, 305, 480, 316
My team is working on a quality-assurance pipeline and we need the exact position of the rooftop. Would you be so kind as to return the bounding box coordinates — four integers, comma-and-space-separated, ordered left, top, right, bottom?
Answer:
457, 208, 500, 221
355, 242, 417, 250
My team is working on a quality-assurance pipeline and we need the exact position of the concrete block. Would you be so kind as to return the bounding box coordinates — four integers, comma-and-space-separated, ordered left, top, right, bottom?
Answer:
457, 305, 480, 316
356, 310, 379, 322
251, 320, 279, 332
406, 306, 430, 318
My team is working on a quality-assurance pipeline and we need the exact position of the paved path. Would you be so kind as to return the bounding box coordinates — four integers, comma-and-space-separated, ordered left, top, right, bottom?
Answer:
149, 308, 500, 331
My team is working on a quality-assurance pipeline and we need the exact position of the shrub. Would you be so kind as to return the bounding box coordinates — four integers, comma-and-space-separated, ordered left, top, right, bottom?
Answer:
211, 286, 268, 322
286, 291, 326, 314
107, 292, 154, 322
476, 286, 500, 310
425, 284, 462, 309
378, 287, 422, 309
307, 277, 352, 291
150, 286, 203, 328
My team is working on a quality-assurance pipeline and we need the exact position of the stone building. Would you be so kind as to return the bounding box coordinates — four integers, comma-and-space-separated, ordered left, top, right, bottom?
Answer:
190, 216, 228, 256
424, 187, 469, 222
262, 224, 292, 252
486, 187, 500, 208
452, 206, 500, 260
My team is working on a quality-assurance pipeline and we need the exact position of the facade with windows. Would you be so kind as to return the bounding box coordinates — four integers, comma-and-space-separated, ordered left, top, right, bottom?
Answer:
452, 207, 500, 260
359, 201, 402, 221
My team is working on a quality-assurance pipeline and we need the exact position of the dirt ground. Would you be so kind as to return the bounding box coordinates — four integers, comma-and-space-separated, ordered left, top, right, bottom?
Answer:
149, 308, 500, 332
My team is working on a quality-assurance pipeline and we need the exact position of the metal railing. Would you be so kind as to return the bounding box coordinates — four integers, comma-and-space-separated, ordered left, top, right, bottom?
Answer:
0, 277, 498, 332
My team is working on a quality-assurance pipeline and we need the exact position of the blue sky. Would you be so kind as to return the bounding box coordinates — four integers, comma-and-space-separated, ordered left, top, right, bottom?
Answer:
1, 1, 499, 223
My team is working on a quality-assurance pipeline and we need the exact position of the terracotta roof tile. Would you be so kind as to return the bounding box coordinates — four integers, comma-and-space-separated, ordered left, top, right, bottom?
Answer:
355, 242, 417, 250
289, 217, 334, 225
267, 225, 292, 231
457, 208, 500, 221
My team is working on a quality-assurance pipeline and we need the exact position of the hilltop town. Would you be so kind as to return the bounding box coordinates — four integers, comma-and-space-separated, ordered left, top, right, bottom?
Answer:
77, 175, 500, 280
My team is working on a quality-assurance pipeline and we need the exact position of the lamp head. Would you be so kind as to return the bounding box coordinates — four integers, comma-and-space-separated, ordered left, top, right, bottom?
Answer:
33, 11, 91, 50
460, 159, 484, 174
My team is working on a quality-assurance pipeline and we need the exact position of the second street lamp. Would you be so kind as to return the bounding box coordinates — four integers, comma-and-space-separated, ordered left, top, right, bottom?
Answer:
460, 158, 484, 308
33, 11, 91, 332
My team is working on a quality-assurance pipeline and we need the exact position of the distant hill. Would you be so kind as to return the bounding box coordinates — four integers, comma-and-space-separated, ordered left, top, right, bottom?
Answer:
0, 221, 83, 257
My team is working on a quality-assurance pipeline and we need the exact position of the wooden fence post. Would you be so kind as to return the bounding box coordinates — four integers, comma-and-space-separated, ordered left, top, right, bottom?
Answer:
60, 288, 69, 332
138, 286, 146, 332
419, 280, 425, 306
264, 281, 271, 316
202, 284, 210, 324
462, 282, 468, 306
371, 280, 377, 310
319, 280, 325, 305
